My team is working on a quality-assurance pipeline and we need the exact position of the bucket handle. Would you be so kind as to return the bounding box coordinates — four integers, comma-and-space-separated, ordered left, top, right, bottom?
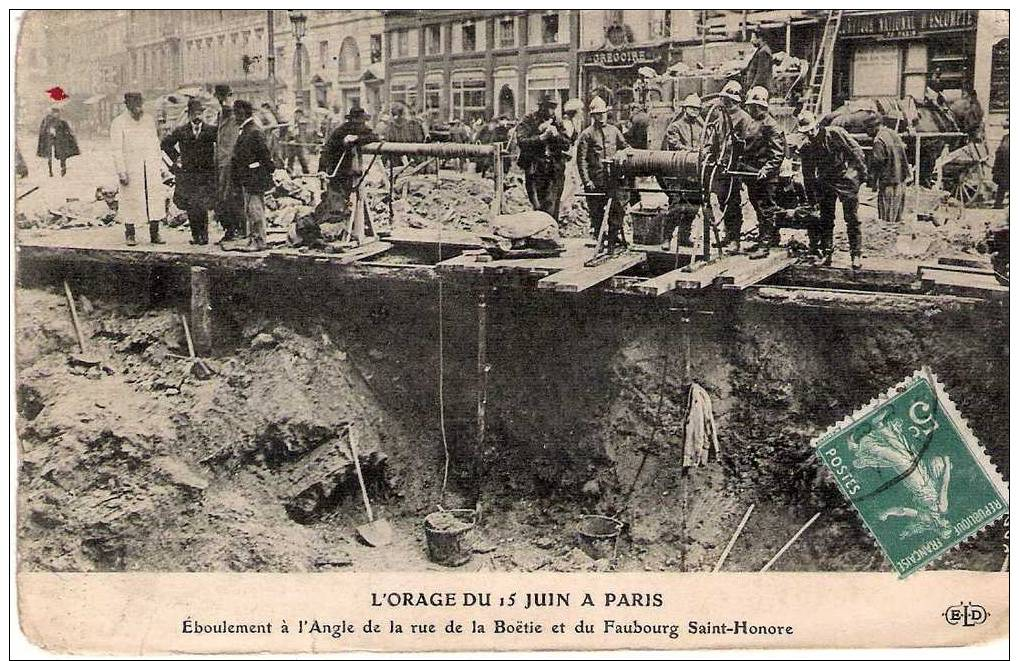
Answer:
581, 515, 624, 533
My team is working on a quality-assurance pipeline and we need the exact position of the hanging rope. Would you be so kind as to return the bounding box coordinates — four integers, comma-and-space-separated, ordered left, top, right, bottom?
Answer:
437, 210, 451, 507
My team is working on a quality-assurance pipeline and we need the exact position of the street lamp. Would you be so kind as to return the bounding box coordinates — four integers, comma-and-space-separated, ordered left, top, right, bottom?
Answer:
289, 10, 308, 111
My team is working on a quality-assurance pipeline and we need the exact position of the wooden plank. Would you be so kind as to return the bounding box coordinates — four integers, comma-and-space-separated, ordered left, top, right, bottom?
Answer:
918, 262, 996, 278
937, 255, 993, 269
434, 253, 480, 272
536, 251, 646, 293
921, 269, 1008, 299
720, 254, 797, 291
635, 258, 734, 296
332, 241, 393, 265
190, 267, 212, 356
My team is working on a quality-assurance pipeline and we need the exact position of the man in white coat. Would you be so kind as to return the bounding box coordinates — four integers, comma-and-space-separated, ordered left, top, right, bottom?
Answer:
110, 92, 169, 246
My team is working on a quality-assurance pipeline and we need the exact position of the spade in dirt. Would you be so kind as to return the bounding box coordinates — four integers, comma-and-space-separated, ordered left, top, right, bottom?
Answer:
180, 314, 213, 379
62, 280, 102, 368
349, 425, 393, 547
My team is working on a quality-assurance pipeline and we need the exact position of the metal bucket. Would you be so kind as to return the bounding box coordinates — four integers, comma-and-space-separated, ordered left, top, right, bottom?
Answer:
576, 515, 623, 561
630, 207, 666, 246
424, 509, 477, 567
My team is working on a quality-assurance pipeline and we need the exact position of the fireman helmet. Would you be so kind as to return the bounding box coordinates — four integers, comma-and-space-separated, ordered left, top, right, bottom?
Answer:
719, 80, 743, 102
744, 86, 770, 109
796, 110, 820, 133
680, 93, 702, 109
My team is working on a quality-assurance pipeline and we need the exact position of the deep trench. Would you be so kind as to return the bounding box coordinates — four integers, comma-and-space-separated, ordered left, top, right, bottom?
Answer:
15, 259, 1011, 572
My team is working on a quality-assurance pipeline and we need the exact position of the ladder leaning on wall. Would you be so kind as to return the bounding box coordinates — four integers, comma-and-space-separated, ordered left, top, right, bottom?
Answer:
802, 10, 843, 118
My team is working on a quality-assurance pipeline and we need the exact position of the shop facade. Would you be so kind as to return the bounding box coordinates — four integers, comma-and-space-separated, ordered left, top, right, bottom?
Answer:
578, 42, 672, 122
831, 10, 980, 107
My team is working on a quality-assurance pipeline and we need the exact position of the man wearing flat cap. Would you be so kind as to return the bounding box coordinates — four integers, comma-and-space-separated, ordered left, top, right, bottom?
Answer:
161, 98, 217, 245
110, 92, 168, 246
516, 92, 572, 219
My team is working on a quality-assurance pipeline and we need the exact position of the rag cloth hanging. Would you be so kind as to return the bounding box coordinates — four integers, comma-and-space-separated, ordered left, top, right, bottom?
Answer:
682, 382, 721, 467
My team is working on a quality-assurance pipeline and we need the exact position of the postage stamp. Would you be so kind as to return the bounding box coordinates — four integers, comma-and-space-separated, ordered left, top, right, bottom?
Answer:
813, 368, 1009, 578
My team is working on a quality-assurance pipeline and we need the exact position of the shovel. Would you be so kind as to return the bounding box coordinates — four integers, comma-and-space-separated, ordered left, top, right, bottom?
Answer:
63, 280, 101, 367
349, 426, 393, 547
180, 314, 214, 380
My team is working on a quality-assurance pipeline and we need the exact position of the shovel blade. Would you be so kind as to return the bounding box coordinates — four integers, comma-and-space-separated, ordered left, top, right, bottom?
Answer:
190, 359, 214, 380
356, 519, 394, 547
69, 352, 102, 368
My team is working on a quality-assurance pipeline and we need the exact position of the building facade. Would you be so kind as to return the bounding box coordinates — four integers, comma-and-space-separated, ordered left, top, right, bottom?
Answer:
383, 10, 580, 122
269, 10, 386, 118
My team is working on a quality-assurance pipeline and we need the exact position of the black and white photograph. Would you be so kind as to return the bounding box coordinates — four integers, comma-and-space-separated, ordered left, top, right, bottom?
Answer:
10, 8, 1010, 654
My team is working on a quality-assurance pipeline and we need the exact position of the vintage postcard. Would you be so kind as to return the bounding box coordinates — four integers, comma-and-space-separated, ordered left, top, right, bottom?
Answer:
11, 7, 1010, 655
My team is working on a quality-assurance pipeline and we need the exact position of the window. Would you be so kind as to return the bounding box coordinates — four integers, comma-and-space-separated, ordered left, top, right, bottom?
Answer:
462, 22, 476, 52
426, 24, 442, 55
338, 37, 360, 74
989, 38, 1009, 113
390, 81, 418, 110
451, 78, 486, 123
541, 12, 559, 44
395, 29, 408, 58
498, 16, 516, 48
425, 80, 442, 111
370, 34, 382, 64
319, 41, 329, 70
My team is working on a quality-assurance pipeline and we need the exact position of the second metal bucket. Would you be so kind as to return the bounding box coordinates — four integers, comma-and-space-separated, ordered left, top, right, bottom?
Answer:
576, 515, 623, 561
424, 509, 477, 567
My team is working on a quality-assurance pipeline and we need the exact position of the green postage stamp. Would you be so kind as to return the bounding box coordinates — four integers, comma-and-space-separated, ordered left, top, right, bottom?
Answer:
814, 368, 1009, 577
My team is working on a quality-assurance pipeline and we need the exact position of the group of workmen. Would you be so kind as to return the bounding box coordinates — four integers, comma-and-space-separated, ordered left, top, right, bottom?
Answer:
514, 78, 911, 268
109, 84, 379, 251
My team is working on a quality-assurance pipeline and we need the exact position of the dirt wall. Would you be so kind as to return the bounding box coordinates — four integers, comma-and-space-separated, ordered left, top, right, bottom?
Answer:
15, 267, 1009, 572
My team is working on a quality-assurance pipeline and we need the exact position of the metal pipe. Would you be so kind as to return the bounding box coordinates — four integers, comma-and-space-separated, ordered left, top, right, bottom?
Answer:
611, 148, 702, 179
359, 141, 500, 159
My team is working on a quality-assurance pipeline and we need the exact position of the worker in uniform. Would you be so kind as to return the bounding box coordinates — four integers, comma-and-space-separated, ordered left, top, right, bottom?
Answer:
230, 100, 274, 252
516, 93, 572, 220
576, 96, 629, 252
709, 80, 755, 254
315, 106, 380, 224
160, 98, 217, 245
110, 92, 169, 246
741, 86, 786, 259
797, 110, 869, 269
866, 115, 909, 224
656, 94, 705, 249
213, 84, 244, 243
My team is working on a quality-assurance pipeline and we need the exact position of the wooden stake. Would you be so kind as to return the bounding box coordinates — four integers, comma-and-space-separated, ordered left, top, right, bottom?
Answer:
760, 512, 821, 572
189, 266, 212, 356
491, 143, 504, 220
475, 290, 489, 495
713, 503, 755, 573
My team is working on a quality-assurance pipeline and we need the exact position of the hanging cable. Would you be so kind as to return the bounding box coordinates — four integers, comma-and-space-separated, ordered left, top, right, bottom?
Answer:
437, 209, 450, 508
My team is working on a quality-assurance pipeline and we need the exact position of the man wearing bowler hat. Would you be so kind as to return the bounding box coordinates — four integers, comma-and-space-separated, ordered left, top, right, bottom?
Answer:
515, 92, 572, 219
315, 106, 379, 224
161, 98, 217, 245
